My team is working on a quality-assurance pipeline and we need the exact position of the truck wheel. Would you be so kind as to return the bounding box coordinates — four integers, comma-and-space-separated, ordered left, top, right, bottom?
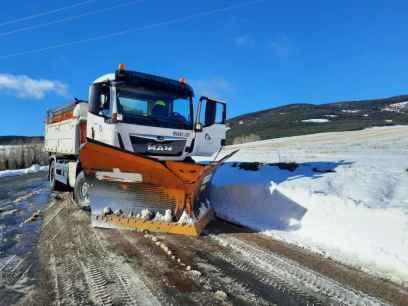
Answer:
74, 171, 90, 209
49, 160, 65, 191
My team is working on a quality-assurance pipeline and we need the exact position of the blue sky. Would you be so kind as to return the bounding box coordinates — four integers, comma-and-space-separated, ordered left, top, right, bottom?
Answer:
0, 0, 408, 135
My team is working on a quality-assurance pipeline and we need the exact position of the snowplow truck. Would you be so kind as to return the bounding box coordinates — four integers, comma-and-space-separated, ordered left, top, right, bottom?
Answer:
45, 64, 234, 236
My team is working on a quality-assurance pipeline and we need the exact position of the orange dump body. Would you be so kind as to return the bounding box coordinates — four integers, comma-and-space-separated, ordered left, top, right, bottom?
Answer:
46, 103, 76, 124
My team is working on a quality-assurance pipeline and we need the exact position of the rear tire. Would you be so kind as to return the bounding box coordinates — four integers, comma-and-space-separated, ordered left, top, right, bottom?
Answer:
74, 171, 90, 209
49, 160, 65, 191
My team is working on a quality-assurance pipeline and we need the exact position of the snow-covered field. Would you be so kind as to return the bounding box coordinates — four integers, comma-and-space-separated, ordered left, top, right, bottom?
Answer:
0, 164, 48, 178
209, 126, 408, 284
301, 118, 330, 123
382, 101, 408, 113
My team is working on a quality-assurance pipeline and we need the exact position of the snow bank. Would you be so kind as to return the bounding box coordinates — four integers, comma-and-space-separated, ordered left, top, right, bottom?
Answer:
210, 126, 408, 284
0, 164, 48, 178
301, 118, 329, 123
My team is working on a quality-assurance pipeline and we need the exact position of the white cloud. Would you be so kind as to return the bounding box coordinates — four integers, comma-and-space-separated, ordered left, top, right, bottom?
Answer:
192, 77, 233, 100
268, 35, 293, 57
234, 34, 255, 47
0, 73, 68, 99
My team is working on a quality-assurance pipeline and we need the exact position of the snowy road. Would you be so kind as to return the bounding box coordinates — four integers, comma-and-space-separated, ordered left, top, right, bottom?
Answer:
0, 172, 49, 305
9, 191, 405, 306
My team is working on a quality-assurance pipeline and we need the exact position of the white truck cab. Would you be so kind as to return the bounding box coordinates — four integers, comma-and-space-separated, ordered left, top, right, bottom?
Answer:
86, 66, 227, 160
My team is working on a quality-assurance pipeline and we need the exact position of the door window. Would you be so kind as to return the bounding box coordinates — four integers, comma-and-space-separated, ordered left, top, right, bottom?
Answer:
173, 99, 191, 123
215, 102, 226, 124
100, 89, 111, 117
198, 99, 226, 127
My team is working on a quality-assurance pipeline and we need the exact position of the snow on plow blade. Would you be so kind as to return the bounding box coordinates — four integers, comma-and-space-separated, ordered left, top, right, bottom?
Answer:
79, 141, 236, 236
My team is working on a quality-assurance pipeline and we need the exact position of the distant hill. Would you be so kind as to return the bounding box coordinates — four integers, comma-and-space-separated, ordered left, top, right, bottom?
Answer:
227, 95, 408, 144
0, 136, 44, 146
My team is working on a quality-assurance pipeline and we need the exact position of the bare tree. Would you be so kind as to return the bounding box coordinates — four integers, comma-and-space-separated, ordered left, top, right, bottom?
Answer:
0, 148, 6, 171
0, 143, 49, 170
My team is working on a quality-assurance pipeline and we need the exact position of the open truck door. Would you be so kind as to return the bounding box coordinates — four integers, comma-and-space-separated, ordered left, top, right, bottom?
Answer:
193, 97, 227, 156
87, 82, 117, 146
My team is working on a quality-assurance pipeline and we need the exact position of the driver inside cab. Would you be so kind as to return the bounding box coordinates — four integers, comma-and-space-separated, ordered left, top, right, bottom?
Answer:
151, 100, 169, 118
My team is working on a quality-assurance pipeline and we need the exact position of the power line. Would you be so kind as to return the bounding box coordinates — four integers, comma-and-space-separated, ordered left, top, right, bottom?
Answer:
0, 0, 264, 60
0, 0, 97, 28
0, 0, 144, 38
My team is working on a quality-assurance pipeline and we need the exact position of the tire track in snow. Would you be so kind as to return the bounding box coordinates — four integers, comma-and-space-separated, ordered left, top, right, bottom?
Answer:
107, 258, 161, 306
81, 261, 113, 306
209, 250, 324, 306
43, 194, 166, 306
0, 255, 17, 273
211, 234, 390, 306
0, 255, 23, 284
81, 228, 161, 306
48, 233, 90, 305
196, 259, 273, 306
43, 196, 98, 306
119, 231, 188, 306
157, 233, 273, 305
48, 250, 61, 306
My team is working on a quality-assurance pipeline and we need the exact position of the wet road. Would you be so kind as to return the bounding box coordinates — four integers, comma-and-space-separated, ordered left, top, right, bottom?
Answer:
1, 173, 407, 306
0, 172, 49, 305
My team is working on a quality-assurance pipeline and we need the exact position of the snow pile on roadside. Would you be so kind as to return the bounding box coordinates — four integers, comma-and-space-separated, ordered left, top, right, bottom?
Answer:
210, 126, 408, 284
0, 164, 48, 178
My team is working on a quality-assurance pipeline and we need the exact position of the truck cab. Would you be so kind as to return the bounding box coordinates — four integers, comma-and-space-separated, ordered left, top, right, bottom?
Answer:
87, 66, 227, 161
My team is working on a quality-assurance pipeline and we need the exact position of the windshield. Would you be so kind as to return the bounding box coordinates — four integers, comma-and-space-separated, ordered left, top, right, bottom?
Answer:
116, 86, 193, 130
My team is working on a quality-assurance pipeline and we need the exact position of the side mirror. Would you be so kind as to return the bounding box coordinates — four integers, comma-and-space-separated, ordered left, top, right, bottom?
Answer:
195, 122, 203, 132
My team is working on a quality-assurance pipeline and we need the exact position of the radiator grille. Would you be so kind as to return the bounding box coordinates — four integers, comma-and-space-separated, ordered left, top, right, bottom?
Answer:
130, 135, 186, 156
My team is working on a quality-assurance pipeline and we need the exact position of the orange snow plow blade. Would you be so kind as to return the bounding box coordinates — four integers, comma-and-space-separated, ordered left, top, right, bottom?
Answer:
80, 141, 237, 236
94, 208, 214, 236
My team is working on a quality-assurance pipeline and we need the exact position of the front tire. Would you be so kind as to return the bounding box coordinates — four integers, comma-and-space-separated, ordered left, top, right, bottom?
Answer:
74, 171, 90, 209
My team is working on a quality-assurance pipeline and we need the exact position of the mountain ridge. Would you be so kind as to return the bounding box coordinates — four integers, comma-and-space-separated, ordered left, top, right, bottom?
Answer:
227, 94, 408, 144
